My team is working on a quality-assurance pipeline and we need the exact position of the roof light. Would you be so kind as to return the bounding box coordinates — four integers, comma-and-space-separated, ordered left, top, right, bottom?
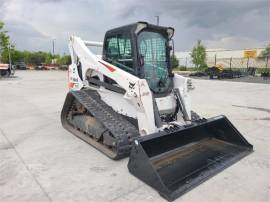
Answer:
135, 22, 148, 34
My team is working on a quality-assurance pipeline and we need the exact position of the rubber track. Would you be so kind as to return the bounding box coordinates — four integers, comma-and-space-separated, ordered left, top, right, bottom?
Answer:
61, 89, 139, 159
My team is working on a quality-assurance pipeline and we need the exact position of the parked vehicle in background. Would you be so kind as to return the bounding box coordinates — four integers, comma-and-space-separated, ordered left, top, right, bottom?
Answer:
26, 64, 35, 70
15, 61, 27, 70
261, 71, 270, 79
59, 65, 68, 70
189, 65, 256, 79
35, 63, 44, 70
43, 64, 59, 70
34, 63, 59, 70
207, 65, 242, 79
0, 63, 15, 78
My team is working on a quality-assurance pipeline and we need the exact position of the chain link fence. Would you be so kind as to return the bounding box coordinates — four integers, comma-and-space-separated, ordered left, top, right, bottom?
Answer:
177, 56, 269, 70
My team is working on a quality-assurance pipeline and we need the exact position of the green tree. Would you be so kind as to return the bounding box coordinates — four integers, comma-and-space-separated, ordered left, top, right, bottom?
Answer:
22, 51, 53, 65
1, 21, 71, 66
0, 21, 11, 63
191, 40, 207, 69
259, 44, 270, 58
45, 53, 53, 64
62, 55, 71, 65
170, 55, 179, 69
10, 49, 24, 63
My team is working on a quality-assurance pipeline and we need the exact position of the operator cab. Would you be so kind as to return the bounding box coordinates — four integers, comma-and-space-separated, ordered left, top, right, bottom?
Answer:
102, 22, 174, 95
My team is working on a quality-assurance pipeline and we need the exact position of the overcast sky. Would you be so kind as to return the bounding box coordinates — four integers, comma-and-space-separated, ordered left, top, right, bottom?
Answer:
0, 0, 269, 54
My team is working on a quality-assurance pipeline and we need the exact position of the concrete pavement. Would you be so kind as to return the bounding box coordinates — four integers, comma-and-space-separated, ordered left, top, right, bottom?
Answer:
0, 71, 269, 202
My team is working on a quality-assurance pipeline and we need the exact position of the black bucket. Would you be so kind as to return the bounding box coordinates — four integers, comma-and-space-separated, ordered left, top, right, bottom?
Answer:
128, 115, 253, 201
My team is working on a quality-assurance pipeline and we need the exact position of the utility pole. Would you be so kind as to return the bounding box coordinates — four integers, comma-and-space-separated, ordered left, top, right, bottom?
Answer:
155, 16, 159, 25
52, 39, 55, 56
229, 57, 232, 71
8, 44, 12, 67
52, 39, 55, 64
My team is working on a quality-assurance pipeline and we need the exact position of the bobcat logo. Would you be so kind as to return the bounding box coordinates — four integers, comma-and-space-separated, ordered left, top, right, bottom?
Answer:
129, 82, 135, 89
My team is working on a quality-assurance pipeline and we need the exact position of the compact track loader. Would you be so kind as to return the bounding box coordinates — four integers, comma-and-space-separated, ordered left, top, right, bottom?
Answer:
61, 22, 253, 201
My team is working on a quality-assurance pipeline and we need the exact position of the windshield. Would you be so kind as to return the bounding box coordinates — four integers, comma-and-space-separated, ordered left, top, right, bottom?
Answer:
138, 31, 171, 93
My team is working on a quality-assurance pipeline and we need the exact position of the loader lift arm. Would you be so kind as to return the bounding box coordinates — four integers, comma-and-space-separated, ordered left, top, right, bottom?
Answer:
69, 36, 156, 134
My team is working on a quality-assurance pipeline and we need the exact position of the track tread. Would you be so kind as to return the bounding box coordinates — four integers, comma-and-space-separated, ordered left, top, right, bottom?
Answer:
62, 89, 139, 159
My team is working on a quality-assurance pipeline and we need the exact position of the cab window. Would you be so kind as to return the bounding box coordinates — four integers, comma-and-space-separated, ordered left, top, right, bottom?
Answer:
105, 34, 133, 73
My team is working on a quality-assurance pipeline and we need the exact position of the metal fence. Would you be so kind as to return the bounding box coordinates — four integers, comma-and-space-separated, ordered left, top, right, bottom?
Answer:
177, 56, 269, 69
